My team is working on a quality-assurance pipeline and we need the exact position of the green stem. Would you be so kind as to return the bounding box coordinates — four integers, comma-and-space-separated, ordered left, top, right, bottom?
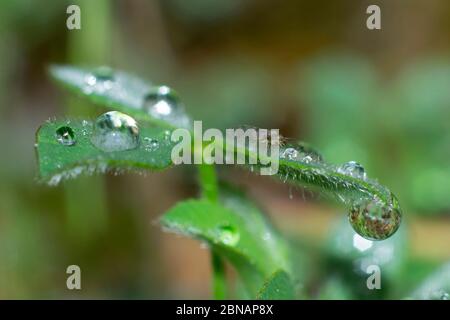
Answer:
211, 250, 227, 300
198, 164, 218, 202
197, 164, 226, 299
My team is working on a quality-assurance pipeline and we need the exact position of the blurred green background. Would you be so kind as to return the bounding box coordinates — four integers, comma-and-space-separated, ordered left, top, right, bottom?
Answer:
0, 0, 449, 299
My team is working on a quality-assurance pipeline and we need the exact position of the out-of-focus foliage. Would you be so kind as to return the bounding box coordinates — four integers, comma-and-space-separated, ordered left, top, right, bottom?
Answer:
297, 54, 450, 215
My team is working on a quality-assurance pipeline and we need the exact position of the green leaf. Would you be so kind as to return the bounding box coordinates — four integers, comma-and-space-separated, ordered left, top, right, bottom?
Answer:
49, 65, 190, 129
241, 142, 402, 240
256, 270, 295, 300
35, 119, 175, 185
160, 191, 292, 297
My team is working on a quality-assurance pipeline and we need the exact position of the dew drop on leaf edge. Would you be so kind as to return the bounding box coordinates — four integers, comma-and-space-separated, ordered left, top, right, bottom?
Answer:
142, 85, 190, 128
90, 111, 140, 152
83, 66, 115, 94
217, 225, 240, 247
348, 195, 402, 241
338, 161, 367, 180
55, 126, 76, 146
280, 148, 298, 161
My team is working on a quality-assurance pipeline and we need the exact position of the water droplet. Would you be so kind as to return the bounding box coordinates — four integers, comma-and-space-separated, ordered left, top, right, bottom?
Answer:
217, 225, 239, 246
280, 144, 322, 165
301, 155, 313, 164
55, 126, 76, 146
143, 137, 159, 151
348, 195, 402, 241
81, 120, 91, 136
83, 66, 115, 94
93, 66, 114, 80
280, 147, 299, 160
441, 292, 449, 300
163, 130, 171, 140
338, 161, 367, 179
143, 86, 190, 128
91, 111, 140, 152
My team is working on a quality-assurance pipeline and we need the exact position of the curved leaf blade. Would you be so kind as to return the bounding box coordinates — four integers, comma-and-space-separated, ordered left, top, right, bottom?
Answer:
49, 65, 190, 129
160, 196, 293, 297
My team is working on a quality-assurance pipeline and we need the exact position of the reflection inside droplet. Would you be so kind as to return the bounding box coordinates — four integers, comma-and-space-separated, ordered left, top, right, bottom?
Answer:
55, 126, 76, 146
91, 111, 140, 152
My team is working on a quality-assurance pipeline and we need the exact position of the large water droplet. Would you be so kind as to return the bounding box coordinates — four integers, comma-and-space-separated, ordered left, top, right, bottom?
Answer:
56, 126, 76, 146
338, 161, 367, 179
217, 225, 239, 246
91, 111, 139, 152
143, 86, 190, 128
348, 195, 402, 241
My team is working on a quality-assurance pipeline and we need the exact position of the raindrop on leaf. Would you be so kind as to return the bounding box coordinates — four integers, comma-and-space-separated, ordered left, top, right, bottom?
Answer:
91, 111, 140, 152
83, 66, 115, 94
143, 137, 159, 151
55, 126, 76, 146
143, 86, 190, 128
338, 161, 367, 180
280, 148, 299, 160
348, 194, 402, 240
216, 225, 239, 247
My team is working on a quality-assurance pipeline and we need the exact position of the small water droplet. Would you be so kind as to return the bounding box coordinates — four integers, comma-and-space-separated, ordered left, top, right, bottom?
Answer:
83, 67, 115, 94
281, 144, 321, 165
93, 66, 114, 80
91, 111, 139, 152
301, 155, 313, 164
217, 225, 239, 246
143, 137, 159, 151
163, 130, 171, 140
80, 120, 91, 136
441, 292, 449, 300
348, 195, 402, 241
143, 86, 190, 128
280, 147, 299, 160
338, 161, 367, 179
55, 126, 76, 146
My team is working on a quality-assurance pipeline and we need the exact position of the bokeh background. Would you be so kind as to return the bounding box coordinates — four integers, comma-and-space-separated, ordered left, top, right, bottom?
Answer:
0, 0, 449, 299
